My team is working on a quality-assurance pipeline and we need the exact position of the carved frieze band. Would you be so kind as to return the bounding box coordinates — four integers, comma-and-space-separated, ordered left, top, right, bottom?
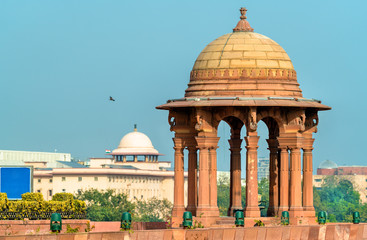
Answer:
190, 68, 297, 81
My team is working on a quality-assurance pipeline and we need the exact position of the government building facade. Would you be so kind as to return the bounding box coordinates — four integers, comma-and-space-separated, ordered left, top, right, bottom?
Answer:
1, 127, 188, 203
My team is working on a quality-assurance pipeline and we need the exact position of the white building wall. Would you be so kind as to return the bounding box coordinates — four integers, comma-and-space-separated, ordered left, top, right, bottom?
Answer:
34, 168, 188, 205
0, 150, 71, 163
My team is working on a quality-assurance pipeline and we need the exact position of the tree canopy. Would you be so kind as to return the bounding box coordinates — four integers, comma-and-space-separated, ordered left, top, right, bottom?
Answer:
217, 174, 269, 216
314, 176, 366, 222
74, 189, 172, 222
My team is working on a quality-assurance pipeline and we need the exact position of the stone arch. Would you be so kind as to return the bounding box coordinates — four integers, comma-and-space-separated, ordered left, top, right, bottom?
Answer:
215, 115, 245, 216
261, 117, 280, 139
257, 108, 286, 134
213, 107, 246, 131
256, 116, 280, 216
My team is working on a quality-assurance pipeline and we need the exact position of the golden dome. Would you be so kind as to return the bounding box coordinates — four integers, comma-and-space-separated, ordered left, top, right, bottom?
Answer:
193, 32, 293, 71
185, 8, 302, 98
157, 8, 330, 111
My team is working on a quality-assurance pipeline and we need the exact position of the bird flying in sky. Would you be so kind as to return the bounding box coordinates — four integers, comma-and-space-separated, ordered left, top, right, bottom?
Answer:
109, 96, 115, 101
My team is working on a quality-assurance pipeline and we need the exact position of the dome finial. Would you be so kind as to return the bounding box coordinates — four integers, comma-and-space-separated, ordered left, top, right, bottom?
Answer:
134, 124, 137, 132
233, 7, 254, 32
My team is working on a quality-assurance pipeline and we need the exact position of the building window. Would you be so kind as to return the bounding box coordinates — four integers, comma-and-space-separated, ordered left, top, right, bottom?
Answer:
78, 177, 82, 182
49, 179, 53, 183
49, 190, 52, 196
62, 177, 66, 181
94, 177, 98, 181
315, 179, 322, 182
37, 190, 41, 193
62, 189, 66, 192
38, 179, 41, 183
78, 189, 81, 194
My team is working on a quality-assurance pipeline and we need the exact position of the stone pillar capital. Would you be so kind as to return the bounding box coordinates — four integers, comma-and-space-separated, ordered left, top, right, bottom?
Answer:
302, 137, 315, 151
172, 137, 185, 148
244, 135, 259, 148
266, 138, 278, 147
277, 133, 303, 149
267, 139, 279, 154
228, 138, 243, 150
195, 136, 220, 149
187, 145, 198, 151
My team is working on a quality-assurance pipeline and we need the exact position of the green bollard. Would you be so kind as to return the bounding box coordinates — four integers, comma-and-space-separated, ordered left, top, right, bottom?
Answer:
121, 212, 132, 230
353, 212, 360, 224
182, 211, 193, 228
281, 211, 289, 225
318, 211, 326, 225
50, 213, 62, 232
234, 211, 244, 227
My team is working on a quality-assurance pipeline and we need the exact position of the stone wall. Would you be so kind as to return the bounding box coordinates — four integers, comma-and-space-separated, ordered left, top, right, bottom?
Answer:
0, 219, 90, 235
0, 220, 166, 235
0, 223, 366, 239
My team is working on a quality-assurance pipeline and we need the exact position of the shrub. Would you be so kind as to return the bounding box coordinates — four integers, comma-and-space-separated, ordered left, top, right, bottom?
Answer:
22, 192, 44, 202
0, 193, 8, 201
0, 193, 8, 211
0, 192, 86, 220
52, 193, 74, 202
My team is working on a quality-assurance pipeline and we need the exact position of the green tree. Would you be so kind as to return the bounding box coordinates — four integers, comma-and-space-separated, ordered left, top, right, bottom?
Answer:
75, 189, 135, 221
135, 197, 172, 222
258, 178, 269, 216
314, 176, 363, 222
217, 174, 230, 216
217, 174, 246, 216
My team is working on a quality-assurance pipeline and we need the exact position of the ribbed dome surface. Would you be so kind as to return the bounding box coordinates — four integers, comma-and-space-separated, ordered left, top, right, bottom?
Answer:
185, 31, 302, 98
193, 32, 293, 71
112, 131, 158, 154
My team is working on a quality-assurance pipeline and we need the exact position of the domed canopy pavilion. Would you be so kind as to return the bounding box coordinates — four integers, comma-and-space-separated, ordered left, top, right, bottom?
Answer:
111, 125, 162, 163
157, 7, 330, 226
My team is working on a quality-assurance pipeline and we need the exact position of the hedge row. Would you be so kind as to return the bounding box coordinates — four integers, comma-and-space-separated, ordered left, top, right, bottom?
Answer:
0, 192, 86, 218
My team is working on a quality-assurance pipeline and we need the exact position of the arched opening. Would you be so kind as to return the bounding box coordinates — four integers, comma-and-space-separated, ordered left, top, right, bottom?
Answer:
216, 120, 231, 216
216, 116, 246, 216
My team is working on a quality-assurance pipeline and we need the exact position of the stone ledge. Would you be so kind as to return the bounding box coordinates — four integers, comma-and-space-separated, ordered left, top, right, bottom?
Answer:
0, 223, 365, 240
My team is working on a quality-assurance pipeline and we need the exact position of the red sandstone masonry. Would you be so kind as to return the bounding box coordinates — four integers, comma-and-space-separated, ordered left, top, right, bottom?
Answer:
0, 221, 167, 235
0, 223, 367, 239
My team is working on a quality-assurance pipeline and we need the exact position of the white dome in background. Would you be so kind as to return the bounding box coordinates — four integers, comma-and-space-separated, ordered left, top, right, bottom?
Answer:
112, 128, 159, 154
318, 160, 338, 169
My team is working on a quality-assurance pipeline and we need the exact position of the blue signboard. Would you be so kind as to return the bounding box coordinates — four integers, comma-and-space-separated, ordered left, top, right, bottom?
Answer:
0, 167, 33, 200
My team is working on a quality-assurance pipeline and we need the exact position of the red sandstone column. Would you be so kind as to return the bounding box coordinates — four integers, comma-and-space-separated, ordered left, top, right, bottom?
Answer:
278, 146, 289, 215
267, 139, 279, 217
289, 147, 303, 217
171, 138, 185, 218
228, 138, 242, 216
209, 140, 220, 216
196, 137, 210, 215
244, 134, 260, 217
187, 145, 198, 215
302, 136, 315, 216
229, 150, 233, 215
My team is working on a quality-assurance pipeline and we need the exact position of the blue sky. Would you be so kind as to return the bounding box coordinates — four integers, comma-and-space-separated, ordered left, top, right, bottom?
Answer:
1, 0, 366, 173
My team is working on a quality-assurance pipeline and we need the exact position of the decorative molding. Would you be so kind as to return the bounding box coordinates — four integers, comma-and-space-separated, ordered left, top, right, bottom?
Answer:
190, 68, 297, 81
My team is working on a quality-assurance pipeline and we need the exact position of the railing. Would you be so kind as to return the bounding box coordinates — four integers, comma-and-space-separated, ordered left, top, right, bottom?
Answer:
0, 211, 86, 220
